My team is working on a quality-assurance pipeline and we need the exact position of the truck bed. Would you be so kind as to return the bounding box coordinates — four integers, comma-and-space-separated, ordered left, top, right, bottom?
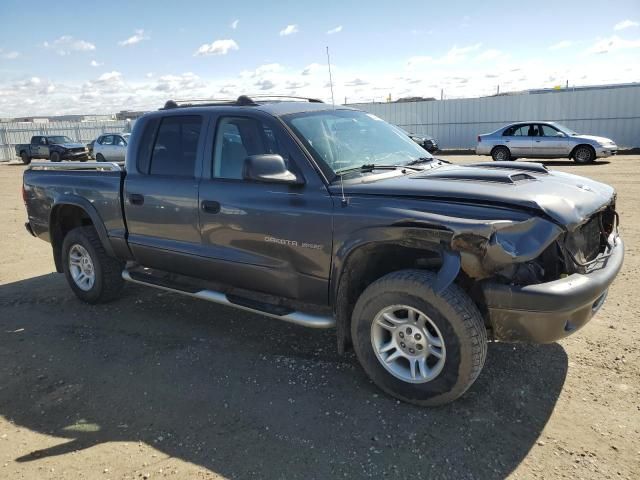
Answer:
23, 162, 127, 243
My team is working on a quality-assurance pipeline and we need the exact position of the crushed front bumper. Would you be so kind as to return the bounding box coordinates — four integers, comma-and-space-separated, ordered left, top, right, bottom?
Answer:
480, 234, 624, 343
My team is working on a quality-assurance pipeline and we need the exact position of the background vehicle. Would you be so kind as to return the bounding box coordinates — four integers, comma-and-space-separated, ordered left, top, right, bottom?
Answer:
93, 133, 130, 162
22, 96, 623, 406
476, 121, 617, 163
408, 133, 438, 153
15, 135, 89, 164
87, 139, 96, 159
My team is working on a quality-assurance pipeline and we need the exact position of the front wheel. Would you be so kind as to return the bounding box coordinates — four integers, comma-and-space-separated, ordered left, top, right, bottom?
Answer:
62, 226, 124, 304
50, 152, 61, 162
351, 270, 487, 406
95, 153, 105, 162
573, 145, 595, 164
20, 152, 31, 165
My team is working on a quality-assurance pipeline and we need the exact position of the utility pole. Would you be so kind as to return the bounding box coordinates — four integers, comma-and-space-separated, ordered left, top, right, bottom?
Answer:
440, 89, 443, 100
497, 85, 500, 95
326, 46, 335, 107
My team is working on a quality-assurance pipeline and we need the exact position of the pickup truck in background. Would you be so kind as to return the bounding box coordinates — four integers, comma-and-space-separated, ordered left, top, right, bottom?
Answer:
16, 135, 89, 164
22, 95, 624, 406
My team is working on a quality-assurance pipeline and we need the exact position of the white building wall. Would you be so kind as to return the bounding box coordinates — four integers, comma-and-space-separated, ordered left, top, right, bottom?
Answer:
352, 84, 640, 149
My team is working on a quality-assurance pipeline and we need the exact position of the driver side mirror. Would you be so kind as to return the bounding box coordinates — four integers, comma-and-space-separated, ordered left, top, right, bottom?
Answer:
242, 154, 304, 185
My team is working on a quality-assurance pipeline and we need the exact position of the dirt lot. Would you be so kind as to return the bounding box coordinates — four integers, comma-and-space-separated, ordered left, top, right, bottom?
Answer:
0, 155, 638, 479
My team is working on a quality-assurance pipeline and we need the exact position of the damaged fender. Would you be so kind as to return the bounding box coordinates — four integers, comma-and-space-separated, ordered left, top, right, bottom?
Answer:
450, 217, 563, 279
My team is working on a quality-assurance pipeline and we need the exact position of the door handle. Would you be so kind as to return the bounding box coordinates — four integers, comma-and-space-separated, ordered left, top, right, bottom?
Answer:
128, 193, 144, 205
535, 140, 541, 143
505, 140, 510, 143
201, 200, 221, 214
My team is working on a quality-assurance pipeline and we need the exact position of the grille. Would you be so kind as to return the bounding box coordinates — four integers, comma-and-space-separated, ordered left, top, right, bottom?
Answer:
70, 147, 85, 153
565, 214, 603, 265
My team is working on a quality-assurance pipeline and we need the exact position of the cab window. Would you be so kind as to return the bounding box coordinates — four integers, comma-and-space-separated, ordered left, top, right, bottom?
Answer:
212, 116, 281, 180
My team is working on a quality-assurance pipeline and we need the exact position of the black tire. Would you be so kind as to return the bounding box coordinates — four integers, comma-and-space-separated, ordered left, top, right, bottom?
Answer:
491, 146, 511, 162
61, 226, 124, 304
20, 152, 31, 165
95, 153, 105, 162
573, 145, 595, 164
351, 269, 487, 406
50, 151, 61, 162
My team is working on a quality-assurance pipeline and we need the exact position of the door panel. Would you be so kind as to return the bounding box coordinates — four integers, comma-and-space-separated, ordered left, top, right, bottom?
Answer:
198, 113, 333, 304
534, 124, 567, 157
504, 124, 532, 156
123, 114, 205, 273
198, 181, 333, 303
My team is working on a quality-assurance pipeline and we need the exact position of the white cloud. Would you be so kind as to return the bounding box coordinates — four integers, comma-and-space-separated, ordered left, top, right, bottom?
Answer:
407, 43, 482, 68
118, 29, 149, 47
344, 78, 368, 87
231, 19, 239, 29
43, 36, 95, 55
90, 60, 103, 67
279, 24, 299, 36
194, 39, 239, 56
587, 35, 640, 54
549, 40, 573, 50
255, 79, 275, 90
475, 49, 503, 61
301, 63, 324, 76
96, 71, 122, 83
327, 25, 343, 35
154, 72, 203, 92
614, 19, 639, 31
0, 50, 20, 60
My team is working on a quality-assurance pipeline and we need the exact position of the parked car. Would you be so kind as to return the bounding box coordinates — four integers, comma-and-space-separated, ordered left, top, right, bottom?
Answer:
22, 96, 623, 406
476, 121, 618, 163
15, 135, 89, 164
93, 133, 130, 162
408, 133, 438, 153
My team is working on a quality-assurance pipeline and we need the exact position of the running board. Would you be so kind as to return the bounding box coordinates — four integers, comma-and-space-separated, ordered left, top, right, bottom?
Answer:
121, 270, 335, 329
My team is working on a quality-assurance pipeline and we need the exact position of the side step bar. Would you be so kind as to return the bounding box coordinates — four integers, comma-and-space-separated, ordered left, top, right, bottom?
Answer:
122, 270, 335, 329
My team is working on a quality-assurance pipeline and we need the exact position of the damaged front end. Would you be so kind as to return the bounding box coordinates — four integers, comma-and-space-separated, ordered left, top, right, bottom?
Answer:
447, 200, 623, 344
451, 201, 619, 287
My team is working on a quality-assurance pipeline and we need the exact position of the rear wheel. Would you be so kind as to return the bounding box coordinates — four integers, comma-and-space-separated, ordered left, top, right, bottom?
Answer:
20, 152, 31, 165
50, 151, 61, 162
573, 145, 595, 164
62, 226, 124, 304
95, 153, 105, 162
351, 269, 487, 406
491, 146, 511, 161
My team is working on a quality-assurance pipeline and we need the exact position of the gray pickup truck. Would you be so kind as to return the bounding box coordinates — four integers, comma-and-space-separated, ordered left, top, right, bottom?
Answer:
22, 96, 624, 406
16, 135, 89, 164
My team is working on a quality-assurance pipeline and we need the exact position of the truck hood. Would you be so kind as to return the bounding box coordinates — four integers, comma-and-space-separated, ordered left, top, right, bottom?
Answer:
339, 162, 615, 230
56, 143, 85, 149
572, 134, 614, 144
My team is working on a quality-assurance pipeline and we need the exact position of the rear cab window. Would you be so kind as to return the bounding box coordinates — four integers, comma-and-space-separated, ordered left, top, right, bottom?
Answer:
136, 115, 202, 176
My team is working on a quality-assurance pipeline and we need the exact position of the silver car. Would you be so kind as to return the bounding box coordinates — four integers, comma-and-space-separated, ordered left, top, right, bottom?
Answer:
476, 122, 617, 163
93, 133, 130, 162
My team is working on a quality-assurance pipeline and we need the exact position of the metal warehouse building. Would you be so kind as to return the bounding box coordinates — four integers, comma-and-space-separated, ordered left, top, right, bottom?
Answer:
351, 83, 640, 150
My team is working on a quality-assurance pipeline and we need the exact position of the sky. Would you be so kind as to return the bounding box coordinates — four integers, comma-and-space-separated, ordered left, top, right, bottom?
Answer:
0, 0, 639, 117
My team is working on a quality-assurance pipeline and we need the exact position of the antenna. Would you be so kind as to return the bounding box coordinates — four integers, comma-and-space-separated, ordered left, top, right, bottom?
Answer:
326, 46, 335, 108
339, 173, 347, 207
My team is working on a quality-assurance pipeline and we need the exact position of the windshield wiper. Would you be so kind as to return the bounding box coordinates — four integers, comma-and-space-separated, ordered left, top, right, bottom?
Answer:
335, 163, 421, 175
406, 157, 435, 165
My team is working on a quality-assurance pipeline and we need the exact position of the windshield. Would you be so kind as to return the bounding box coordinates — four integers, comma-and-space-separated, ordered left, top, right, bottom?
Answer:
551, 123, 578, 136
283, 110, 432, 174
48, 136, 73, 144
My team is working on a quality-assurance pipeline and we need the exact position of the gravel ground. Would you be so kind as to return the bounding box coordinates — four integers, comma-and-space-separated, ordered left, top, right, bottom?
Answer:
0, 155, 638, 479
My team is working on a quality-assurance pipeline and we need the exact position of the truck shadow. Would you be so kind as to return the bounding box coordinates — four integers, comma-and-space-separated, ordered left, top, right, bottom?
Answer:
0, 274, 568, 479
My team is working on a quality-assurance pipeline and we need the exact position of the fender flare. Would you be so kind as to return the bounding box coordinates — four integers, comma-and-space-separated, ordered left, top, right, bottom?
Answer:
49, 195, 116, 270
